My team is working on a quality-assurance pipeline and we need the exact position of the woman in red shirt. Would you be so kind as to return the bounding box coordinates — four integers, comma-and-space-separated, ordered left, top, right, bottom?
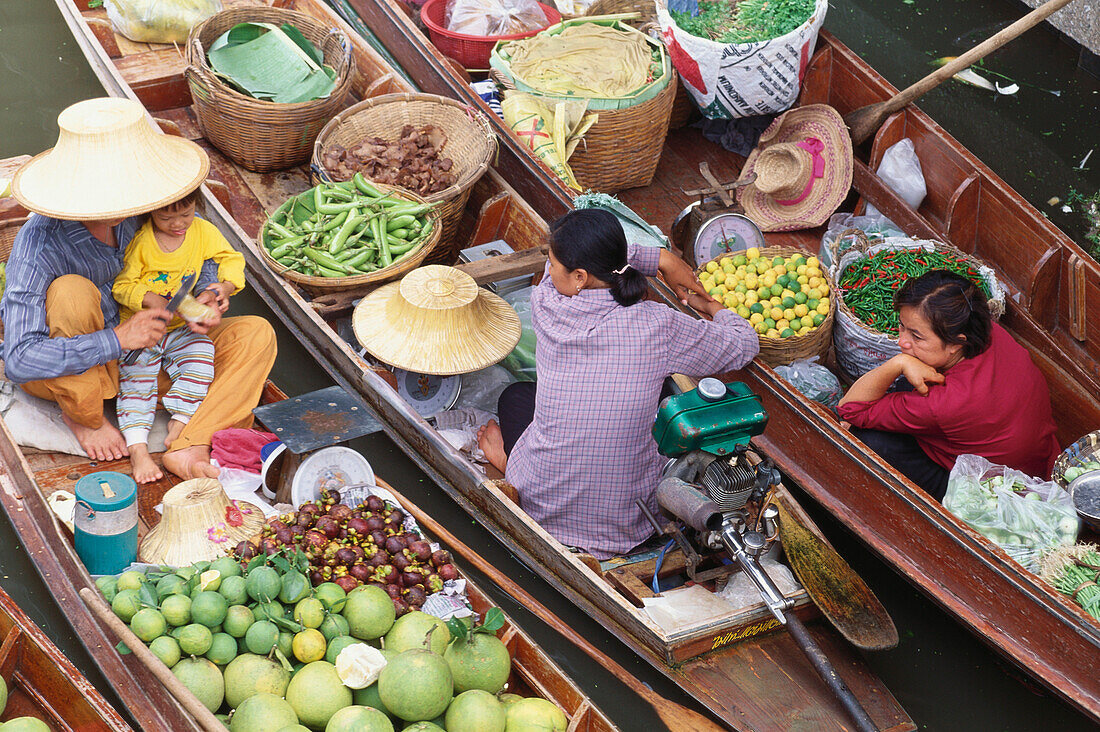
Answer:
838, 270, 1059, 501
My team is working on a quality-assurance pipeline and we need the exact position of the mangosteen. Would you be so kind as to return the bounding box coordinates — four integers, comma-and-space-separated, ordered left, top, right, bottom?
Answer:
438, 564, 459, 582
385, 536, 406, 555
304, 530, 328, 551
367, 580, 387, 591
383, 516, 402, 532
391, 553, 412, 572
401, 570, 424, 588
350, 563, 372, 582
408, 540, 432, 562
392, 596, 410, 618
374, 565, 398, 584
365, 515, 386, 533
347, 517, 370, 536
350, 545, 365, 561
335, 547, 357, 567
389, 508, 406, 524
268, 518, 289, 533
384, 583, 403, 599
316, 516, 340, 540
323, 488, 342, 505
309, 569, 324, 586
334, 575, 359, 593
321, 566, 333, 580
366, 495, 385, 513
329, 504, 352, 521
426, 573, 444, 593
367, 550, 389, 568
234, 540, 256, 560
289, 524, 306, 540
274, 527, 294, 546
299, 503, 321, 519
431, 549, 452, 568
404, 585, 427, 607
296, 512, 314, 529
370, 530, 387, 546
260, 538, 279, 555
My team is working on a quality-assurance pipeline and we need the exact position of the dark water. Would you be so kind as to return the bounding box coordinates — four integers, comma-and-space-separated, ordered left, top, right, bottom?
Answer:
1, 1, 1098, 730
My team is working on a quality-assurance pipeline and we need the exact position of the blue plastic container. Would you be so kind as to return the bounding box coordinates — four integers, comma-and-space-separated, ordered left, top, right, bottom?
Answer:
74, 471, 138, 575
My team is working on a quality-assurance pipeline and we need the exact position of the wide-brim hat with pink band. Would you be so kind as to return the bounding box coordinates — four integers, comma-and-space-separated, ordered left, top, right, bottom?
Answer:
737, 104, 853, 232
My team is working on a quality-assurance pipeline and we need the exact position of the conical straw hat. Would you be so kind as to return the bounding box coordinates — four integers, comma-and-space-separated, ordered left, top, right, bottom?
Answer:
738, 104, 853, 232
353, 265, 522, 376
12, 97, 209, 220
138, 478, 264, 567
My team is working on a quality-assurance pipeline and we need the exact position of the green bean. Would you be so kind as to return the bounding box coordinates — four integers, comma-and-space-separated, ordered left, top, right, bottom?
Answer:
388, 238, 418, 256
314, 264, 346, 278
317, 200, 363, 215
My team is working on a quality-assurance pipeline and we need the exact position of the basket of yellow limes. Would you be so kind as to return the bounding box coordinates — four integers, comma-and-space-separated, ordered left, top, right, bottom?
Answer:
697, 245, 835, 367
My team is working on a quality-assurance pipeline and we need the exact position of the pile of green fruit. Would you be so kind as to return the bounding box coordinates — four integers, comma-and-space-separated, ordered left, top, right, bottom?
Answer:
0, 676, 51, 731
97, 546, 568, 731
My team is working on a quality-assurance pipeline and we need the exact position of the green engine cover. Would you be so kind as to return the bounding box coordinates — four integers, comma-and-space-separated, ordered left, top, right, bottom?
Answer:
652, 380, 768, 458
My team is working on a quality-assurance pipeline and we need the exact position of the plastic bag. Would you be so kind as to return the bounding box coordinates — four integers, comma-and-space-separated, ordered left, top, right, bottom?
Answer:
773, 357, 841, 410
445, 0, 546, 36
105, 0, 222, 44
457, 365, 516, 414
943, 454, 1080, 573
500, 287, 537, 382
864, 139, 927, 218
818, 212, 905, 269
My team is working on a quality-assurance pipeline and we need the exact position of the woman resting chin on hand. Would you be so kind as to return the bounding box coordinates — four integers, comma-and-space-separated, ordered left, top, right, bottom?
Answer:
837, 270, 1059, 501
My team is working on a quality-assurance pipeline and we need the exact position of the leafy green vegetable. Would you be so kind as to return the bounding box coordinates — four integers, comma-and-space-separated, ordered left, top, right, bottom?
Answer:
207, 22, 336, 103
670, 0, 816, 44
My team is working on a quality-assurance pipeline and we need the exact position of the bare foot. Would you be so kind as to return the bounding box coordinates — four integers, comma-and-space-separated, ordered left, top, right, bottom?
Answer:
163, 444, 220, 480
165, 418, 186, 445
128, 444, 163, 484
477, 419, 508, 473
62, 414, 128, 462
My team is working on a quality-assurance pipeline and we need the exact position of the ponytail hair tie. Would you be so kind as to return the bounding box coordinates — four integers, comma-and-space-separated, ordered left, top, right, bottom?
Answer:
612, 264, 631, 275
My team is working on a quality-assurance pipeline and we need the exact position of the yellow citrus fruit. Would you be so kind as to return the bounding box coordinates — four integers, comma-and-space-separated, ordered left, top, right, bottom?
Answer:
794, 304, 809, 318
713, 271, 726, 284
801, 315, 816, 328
737, 305, 751, 318
766, 328, 780, 338
817, 300, 830, 315
749, 312, 764, 325
706, 261, 718, 274
746, 247, 760, 260
719, 257, 732, 269
780, 328, 795, 338
783, 308, 796, 321
292, 629, 326, 664
807, 256, 819, 267
769, 307, 783, 321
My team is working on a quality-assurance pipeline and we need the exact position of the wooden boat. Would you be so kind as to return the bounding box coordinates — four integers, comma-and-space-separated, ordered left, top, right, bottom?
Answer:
325, 0, 1100, 722
33, 2, 914, 730
0, 581, 130, 730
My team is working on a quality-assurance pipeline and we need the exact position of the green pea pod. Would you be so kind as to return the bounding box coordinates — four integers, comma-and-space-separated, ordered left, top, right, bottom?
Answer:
388, 238, 418, 256
265, 220, 297, 242
327, 214, 364, 255
376, 217, 392, 268
386, 214, 417, 231
317, 200, 363, 216
275, 255, 298, 267
388, 228, 410, 240
319, 209, 350, 233
315, 264, 346, 278
344, 247, 377, 270
313, 185, 326, 212
303, 247, 351, 274
323, 188, 354, 202
269, 236, 305, 259
353, 173, 383, 198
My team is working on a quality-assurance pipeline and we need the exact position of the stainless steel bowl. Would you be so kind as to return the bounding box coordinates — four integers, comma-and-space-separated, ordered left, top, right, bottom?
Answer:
1069, 471, 1100, 533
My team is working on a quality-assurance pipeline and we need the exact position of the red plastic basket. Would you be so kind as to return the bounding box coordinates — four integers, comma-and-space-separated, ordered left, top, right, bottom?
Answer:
420, 0, 562, 72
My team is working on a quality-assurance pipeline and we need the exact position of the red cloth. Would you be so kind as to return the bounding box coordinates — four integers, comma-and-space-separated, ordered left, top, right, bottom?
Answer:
211, 428, 278, 473
839, 324, 1060, 479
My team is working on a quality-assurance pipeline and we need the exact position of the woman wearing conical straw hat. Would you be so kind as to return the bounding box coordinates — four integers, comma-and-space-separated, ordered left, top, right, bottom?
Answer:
4, 98, 276, 479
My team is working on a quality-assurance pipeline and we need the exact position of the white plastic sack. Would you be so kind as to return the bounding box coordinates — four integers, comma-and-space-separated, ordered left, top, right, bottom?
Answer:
105, 0, 222, 44
865, 139, 927, 217
944, 454, 1079, 573
774, 356, 840, 410
818, 212, 905, 269
656, 0, 828, 119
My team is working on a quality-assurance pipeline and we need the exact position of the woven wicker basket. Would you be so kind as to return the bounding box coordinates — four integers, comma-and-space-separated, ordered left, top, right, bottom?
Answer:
184, 7, 355, 173
0, 217, 26, 341
258, 182, 442, 295
1053, 430, 1100, 490
311, 93, 496, 266
697, 246, 836, 367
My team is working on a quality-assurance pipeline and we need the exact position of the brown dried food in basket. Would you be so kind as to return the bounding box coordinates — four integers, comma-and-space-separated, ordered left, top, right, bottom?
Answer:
321, 124, 458, 196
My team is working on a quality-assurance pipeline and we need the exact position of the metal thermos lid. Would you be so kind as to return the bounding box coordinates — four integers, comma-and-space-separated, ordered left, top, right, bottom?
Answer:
697, 378, 727, 402
74, 471, 137, 511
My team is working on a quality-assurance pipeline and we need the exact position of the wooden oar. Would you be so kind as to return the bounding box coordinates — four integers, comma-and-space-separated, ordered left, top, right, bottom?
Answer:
385, 486, 725, 732
845, 0, 1077, 145
79, 587, 226, 732
772, 488, 899, 651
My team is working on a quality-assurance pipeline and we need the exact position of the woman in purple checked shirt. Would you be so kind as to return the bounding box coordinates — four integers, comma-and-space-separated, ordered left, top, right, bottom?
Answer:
477, 209, 759, 559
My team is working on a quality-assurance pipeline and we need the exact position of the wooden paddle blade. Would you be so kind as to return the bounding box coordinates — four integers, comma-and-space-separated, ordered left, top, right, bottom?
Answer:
774, 490, 899, 650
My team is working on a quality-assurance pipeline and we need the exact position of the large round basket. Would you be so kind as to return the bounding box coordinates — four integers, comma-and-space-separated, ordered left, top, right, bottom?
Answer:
257, 182, 442, 295
184, 7, 355, 173
311, 93, 496, 266
697, 246, 835, 367
1053, 430, 1100, 490
0, 217, 27, 341
829, 235, 1007, 379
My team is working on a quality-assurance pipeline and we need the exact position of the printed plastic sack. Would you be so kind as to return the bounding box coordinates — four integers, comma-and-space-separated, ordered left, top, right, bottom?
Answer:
944, 454, 1080, 573
500, 287, 537, 382
445, 0, 546, 36
865, 139, 927, 218
773, 357, 840, 410
656, 0, 827, 120
105, 0, 222, 44
818, 212, 904, 269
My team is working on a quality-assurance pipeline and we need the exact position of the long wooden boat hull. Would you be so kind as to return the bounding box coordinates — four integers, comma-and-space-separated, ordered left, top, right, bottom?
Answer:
341, 0, 1100, 722
38, 1, 914, 729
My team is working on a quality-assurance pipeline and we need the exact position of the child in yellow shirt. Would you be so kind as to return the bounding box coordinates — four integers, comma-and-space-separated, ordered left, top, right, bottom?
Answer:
113, 188, 245, 483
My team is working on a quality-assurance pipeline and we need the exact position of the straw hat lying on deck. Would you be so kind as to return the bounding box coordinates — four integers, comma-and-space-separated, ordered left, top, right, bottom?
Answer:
353, 265, 521, 376
139, 479, 263, 567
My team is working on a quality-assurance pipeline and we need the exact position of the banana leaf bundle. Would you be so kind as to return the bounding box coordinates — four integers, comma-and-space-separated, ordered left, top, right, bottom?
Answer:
208, 22, 336, 103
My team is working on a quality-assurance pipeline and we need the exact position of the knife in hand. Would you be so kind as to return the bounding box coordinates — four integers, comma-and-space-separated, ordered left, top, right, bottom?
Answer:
120, 272, 198, 366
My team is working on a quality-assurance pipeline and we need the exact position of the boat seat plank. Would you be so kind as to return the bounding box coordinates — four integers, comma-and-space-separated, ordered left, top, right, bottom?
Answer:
945, 172, 980, 252
85, 17, 122, 58
604, 566, 657, 607
114, 48, 191, 112
1027, 245, 1061, 329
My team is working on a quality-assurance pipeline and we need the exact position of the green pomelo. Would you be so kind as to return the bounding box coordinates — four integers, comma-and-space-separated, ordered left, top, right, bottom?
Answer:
0, 718, 51, 732
245, 566, 282, 603
95, 575, 118, 603
156, 574, 188, 600
314, 583, 347, 613
319, 613, 349, 643
209, 556, 243, 579
285, 661, 352, 730
253, 600, 286, 623
344, 586, 395, 640
111, 589, 142, 623
219, 575, 249, 606
279, 570, 311, 605
192, 591, 229, 627
229, 693, 298, 732
149, 636, 181, 668
445, 632, 511, 694
244, 620, 279, 655
178, 623, 214, 656
161, 594, 193, 627
201, 570, 222, 592
326, 705, 394, 732
130, 608, 167, 643
352, 683, 393, 720
499, 693, 524, 707
278, 631, 295, 659
224, 653, 291, 709
294, 597, 325, 629
215, 713, 230, 729
207, 632, 238, 666
446, 690, 504, 732
401, 723, 444, 732
276, 727, 311, 732
176, 566, 197, 582
0, 674, 7, 714
383, 611, 450, 656
223, 605, 255, 638
116, 570, 146, 591
377, 649, 453, 722
172, 657, 224, 713
324, 636, 362, 665
505, 698, 567, 732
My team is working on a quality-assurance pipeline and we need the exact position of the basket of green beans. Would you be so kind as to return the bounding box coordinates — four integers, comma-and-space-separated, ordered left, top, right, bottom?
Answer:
258, 176, 442, 293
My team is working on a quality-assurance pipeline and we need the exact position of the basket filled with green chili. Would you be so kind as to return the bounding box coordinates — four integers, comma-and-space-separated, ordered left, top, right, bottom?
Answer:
829, 237, 1006, 378
258, 177, 442, 294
